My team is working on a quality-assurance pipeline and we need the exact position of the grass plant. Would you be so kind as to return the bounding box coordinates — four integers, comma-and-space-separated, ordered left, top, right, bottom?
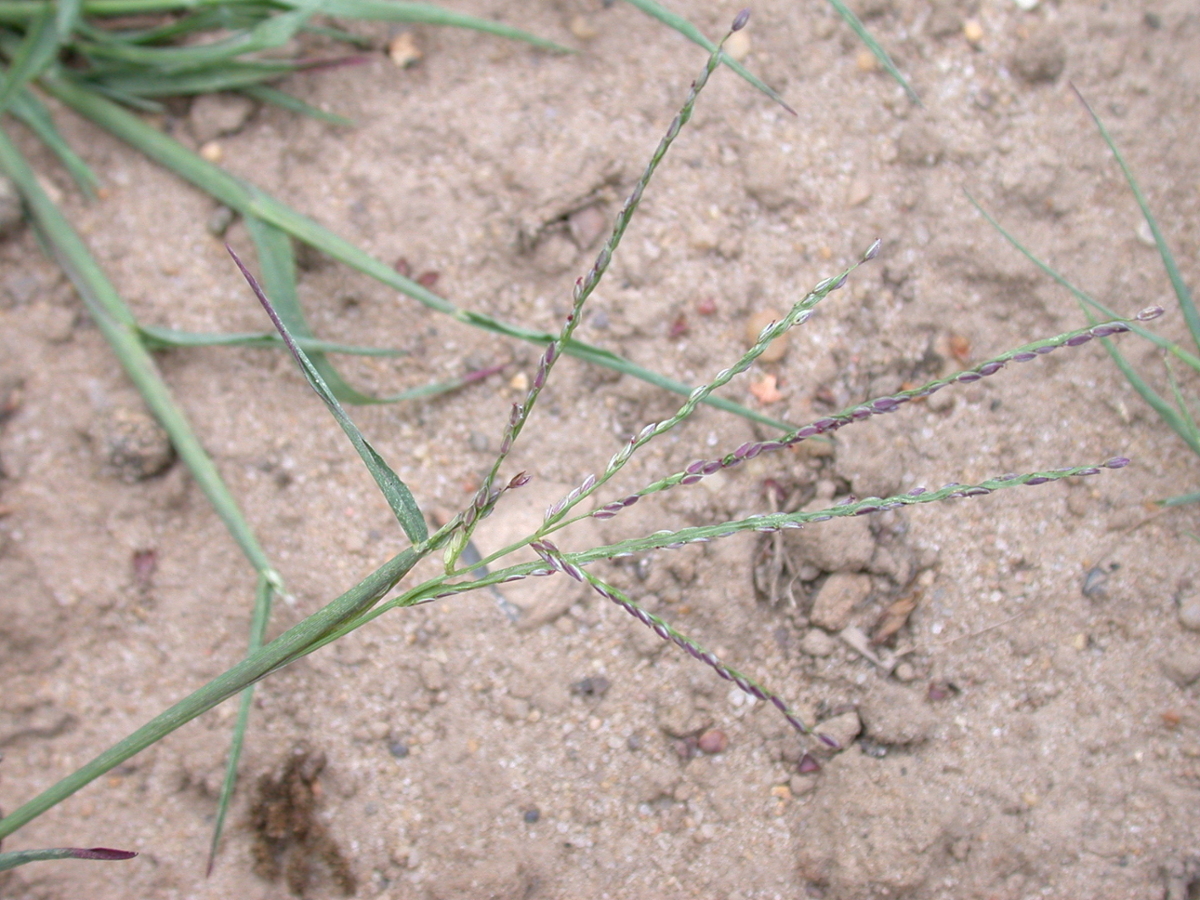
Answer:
0, 11, 1164, 878
971, 88, 1198, 507
0, 0, 911, 868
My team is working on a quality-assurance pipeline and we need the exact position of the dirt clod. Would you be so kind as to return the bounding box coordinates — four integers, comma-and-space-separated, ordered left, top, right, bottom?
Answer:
249, 743, 356, 897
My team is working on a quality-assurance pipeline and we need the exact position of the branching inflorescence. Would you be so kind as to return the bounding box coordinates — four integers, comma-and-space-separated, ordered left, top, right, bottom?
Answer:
0, 10, 1166, 865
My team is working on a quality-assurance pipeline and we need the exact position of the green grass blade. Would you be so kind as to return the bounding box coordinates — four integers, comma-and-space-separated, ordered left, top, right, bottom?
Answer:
0, 847, 137, 872
229, 246, 429, 544
970, 195, 1200, 456
8, 88, 101, 196
206, 572, 275, 876
303, 0, 569, 53
1163, 490, 1200, 508
824, 0, 918, 104
138, 323, 404, 355
619, 0, 793, 112
0, 6, 58, 114
1073, 87, 1198, 355
244, 213, 397, 404
84, 60, 299, 96
0, 125, 281, 580
0, 542, 424, 844
54, 0, 83, 41
44, 73, 790, 429
968, 193, 1200, 371
240, 83, 353, 126
76, 4, 313, 71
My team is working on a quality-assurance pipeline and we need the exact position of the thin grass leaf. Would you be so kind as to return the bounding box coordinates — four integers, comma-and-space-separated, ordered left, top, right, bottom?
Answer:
138, 323, 404, 355
1164, 490, 1200, 508
245, 213, 403, 404
300, 21, 374, 49
304, 0, 570, 53
75, 4, 314, 71
1073, 86, 1198, 354
0, 125, 281, 579
824, 0, 918, 104
8, 88, 100, 196
969, 194, 1200, 459
619, 0, 793, 112
0, 5, 58, 114
54, 0, 83, 41
206, 572, 275, 876
44, 73, 789, 429
0, 847, 137, 872
228, 246, 429, 544
84, 60, 301, 96
0, 539, 427, 844
241, 82, 353, 126
967, 194, 1200, 371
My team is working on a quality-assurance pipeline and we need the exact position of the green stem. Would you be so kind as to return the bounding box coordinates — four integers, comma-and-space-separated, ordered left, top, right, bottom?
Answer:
0, 545, 421, 842
39, 72, 790, 431
0, 123, 276, 581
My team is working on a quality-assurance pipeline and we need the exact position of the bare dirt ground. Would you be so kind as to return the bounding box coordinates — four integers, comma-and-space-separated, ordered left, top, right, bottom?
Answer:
2, 1, 1199, 898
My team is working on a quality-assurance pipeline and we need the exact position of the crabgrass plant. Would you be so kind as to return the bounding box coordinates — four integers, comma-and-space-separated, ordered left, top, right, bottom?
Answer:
0, 0, 911, 869
971, 87, 1199, 507
0, 9, 1159, 878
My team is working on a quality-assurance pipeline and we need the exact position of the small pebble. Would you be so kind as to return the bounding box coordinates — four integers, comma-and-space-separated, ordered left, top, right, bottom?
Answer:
1011, 28, 1066, 84
815, 710, 861, 754
856, 49, 879, 72
745, 309, 789, 362
571, 675, 610, 698
206, 205, 236, 238
568, 205, 608, 249
388, 741, 409, 759
798, 752, 821, 773
789, 774, 817, 796
845, 177, 872, 207
963, 19, 984, 45
724, 30, 751, 62
799, 628, 837, 657
199, 141, 223, 163
0, 175, 22, 239
626, 732, 644, 751
697, 729, 728, 754
1178, 595, 1200, 632
893, 661, 917, 682
523, 807, 540, 824
94, 407, 175, 482
1135, 219, 1157, 248
189, 92, 255, 143
569, 14, 598, 40
809, 573, 873, 632
387, 31, 423, 67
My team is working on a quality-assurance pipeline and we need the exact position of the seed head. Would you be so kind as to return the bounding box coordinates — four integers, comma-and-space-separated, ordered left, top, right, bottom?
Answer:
731, 8, 751, 31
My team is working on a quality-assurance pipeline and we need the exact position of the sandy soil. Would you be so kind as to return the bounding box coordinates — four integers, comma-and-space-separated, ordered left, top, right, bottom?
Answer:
2, 1, 1199, 898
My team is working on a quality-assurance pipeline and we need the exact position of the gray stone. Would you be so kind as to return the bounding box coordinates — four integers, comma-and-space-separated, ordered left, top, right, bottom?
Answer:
814, 710, 861, 754
0, 175, 22, 239
860, 682, 937, 745
799, 628, 837, 657
1161, 651, 1200, 688
926, 0, 962, 38
785, 497, 876, 573
189, 92, 256, 143
897, 122, 944, 167
1177, 594, 1200, 632
1012, 28, 1066, 84
93, 406, 174, 482
809, 572, 873, 631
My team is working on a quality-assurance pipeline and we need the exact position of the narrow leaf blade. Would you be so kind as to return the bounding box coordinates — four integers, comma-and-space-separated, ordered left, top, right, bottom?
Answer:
228, 247, 429, 544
